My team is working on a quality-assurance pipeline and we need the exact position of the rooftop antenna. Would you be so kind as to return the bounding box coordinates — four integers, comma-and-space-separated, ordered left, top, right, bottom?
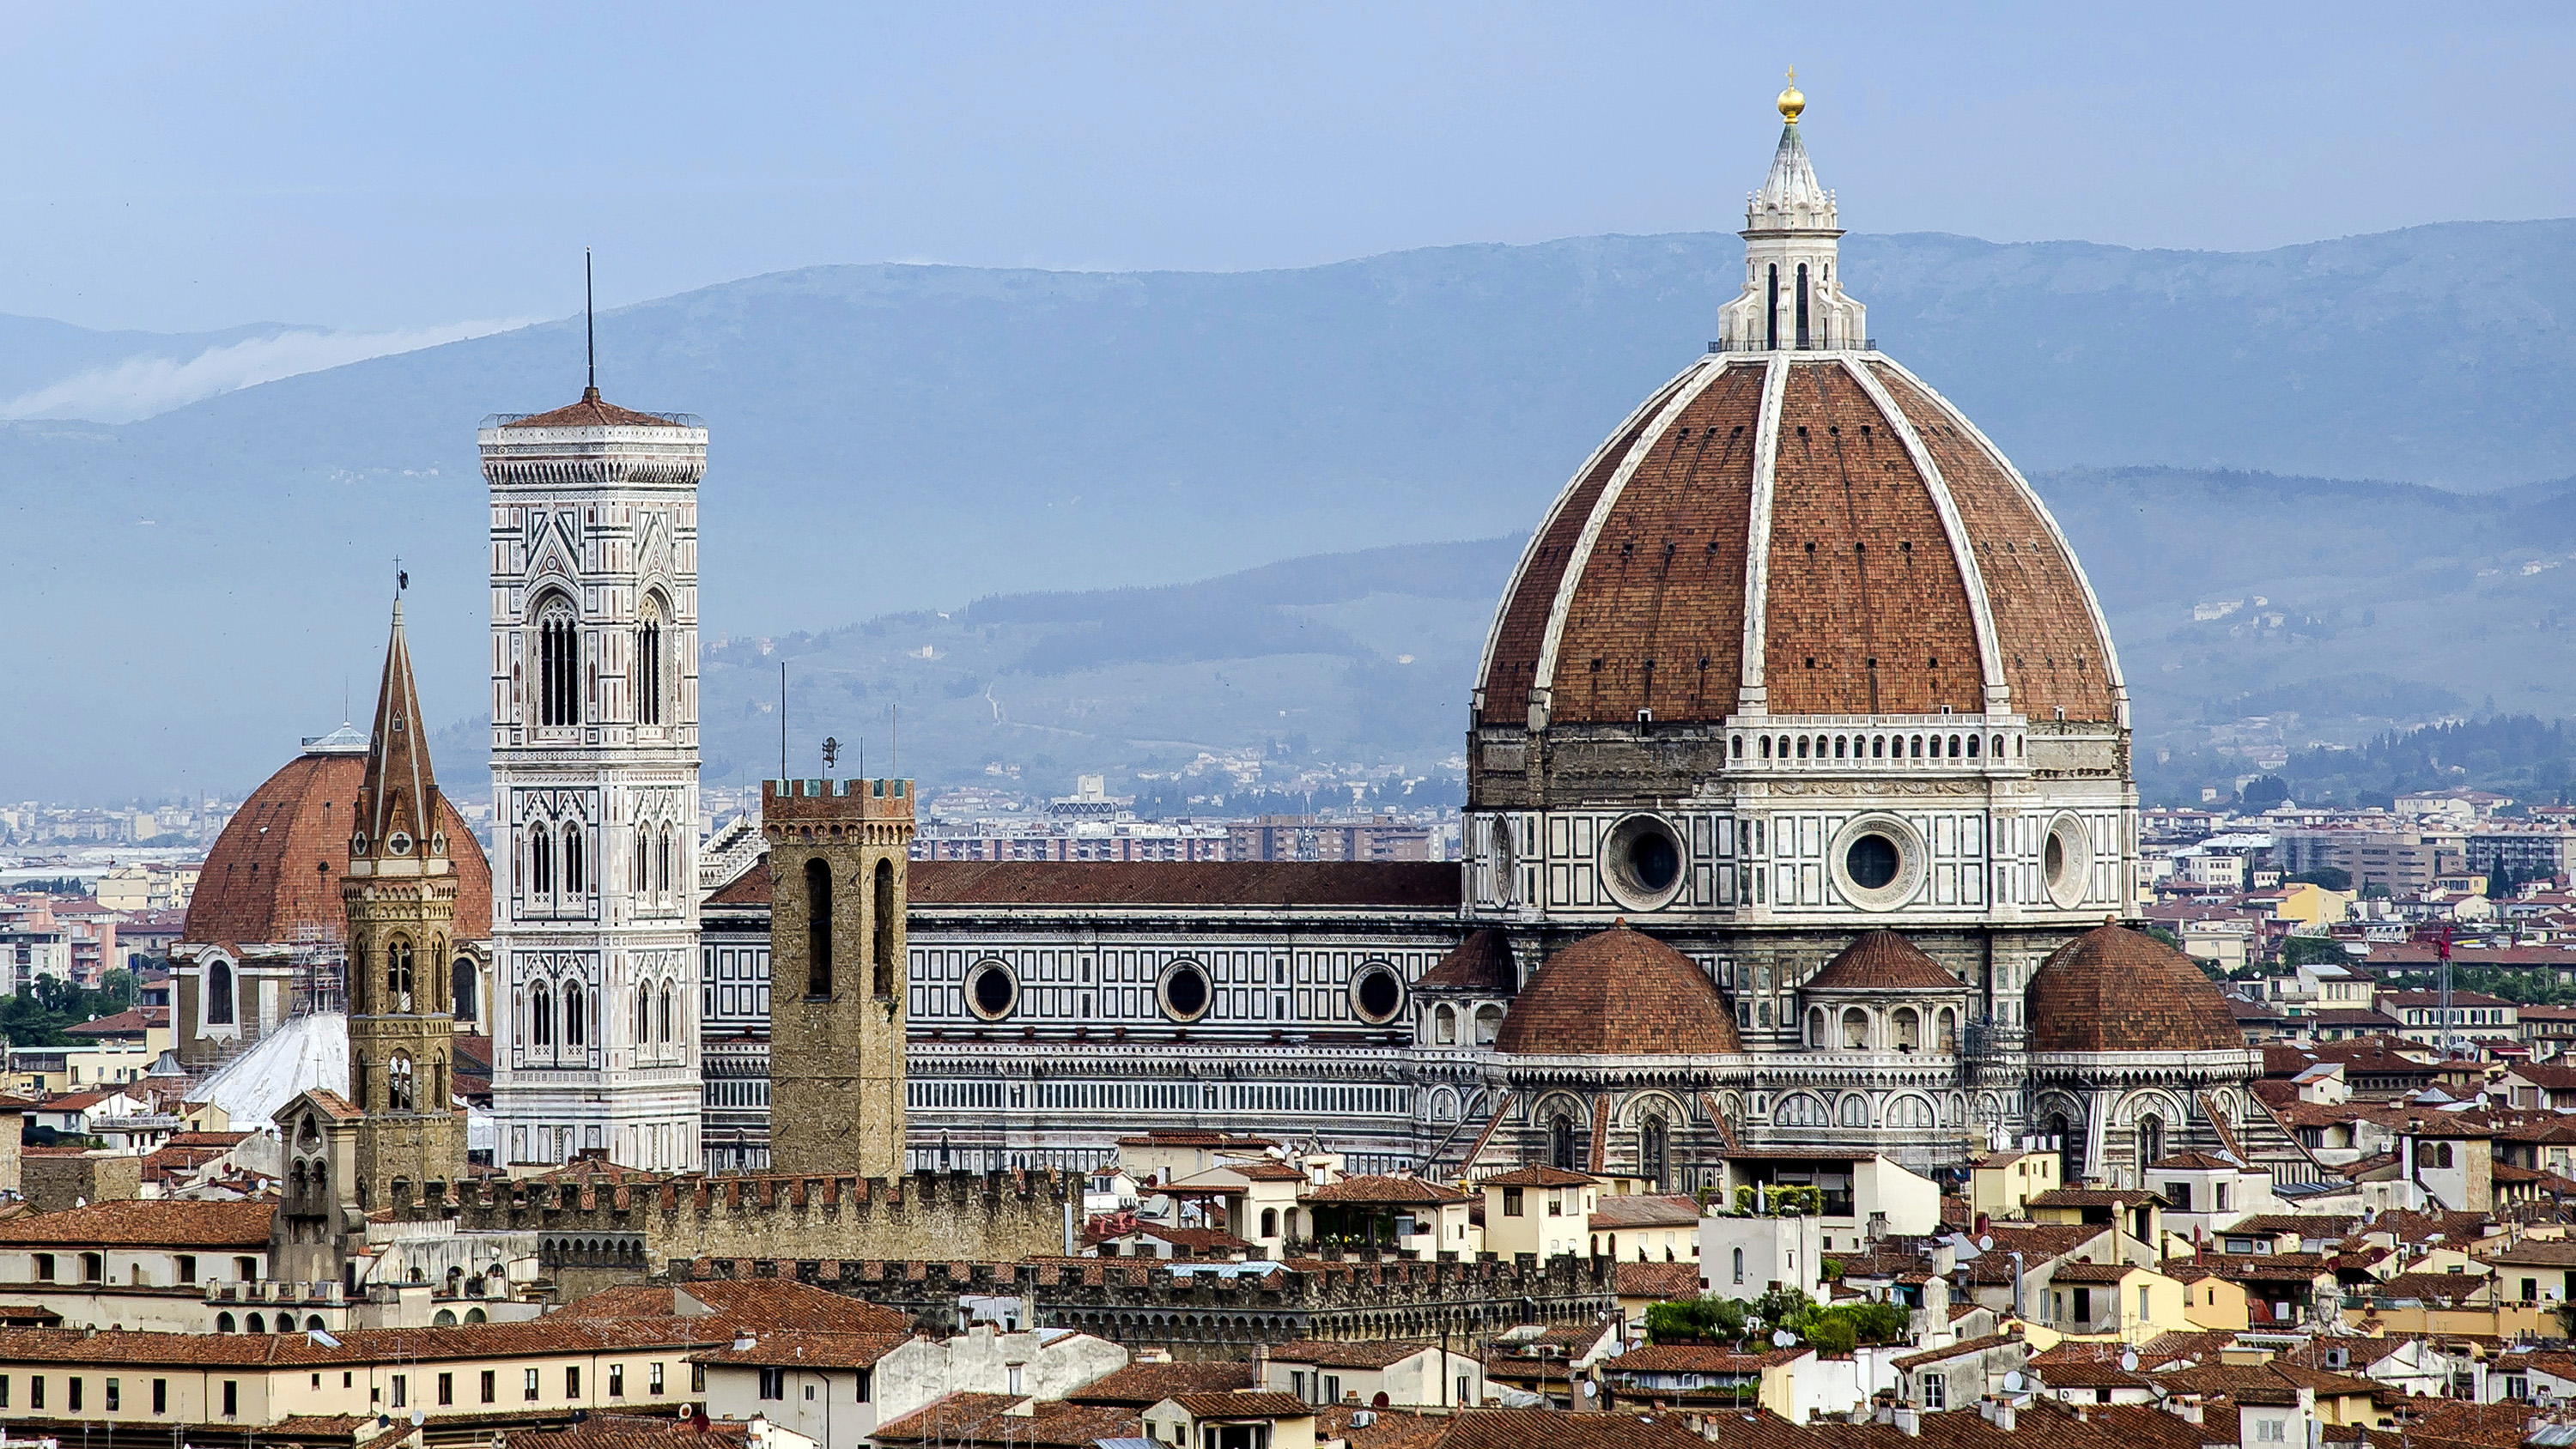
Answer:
778, 663, 787, 781
584, 248, 598, 402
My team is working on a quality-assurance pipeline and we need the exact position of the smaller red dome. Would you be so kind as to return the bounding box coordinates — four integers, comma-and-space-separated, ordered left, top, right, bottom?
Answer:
2026, 925, 2240, 1053
1805, 931, 1962, 993
1495, 926, 1741, 1055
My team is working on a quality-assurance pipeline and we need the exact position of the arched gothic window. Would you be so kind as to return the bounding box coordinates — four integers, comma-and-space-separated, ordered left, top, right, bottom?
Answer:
531, 828, 554, 898
530, 987, 554, 1047
657, 983, 674, 1045
387, 1053, 415, 1111
805, 858, 833, 996
386, 937, 415, 1014
635, 987, 649, 1047
872, 858, 897, 996
208, 959, 235, 1024
1774, 1094, 1826, 1127
657, 827, 673, 895
636, 598, 665, 726
1549, 1113, 1577, 1170
563, 984, 586, 1048
452, 959, 477, 1021
1887, 1095, 1935, 1130
537, 596, 580, 727
2138, 1113, 2166, 1172
563, 827, 584, 895
1641, 1115, 1669, 1191
632, 828, 647, 893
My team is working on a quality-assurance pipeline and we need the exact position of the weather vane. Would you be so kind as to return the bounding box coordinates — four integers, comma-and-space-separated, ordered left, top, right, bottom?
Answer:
395, 555, 408, 594
821, 737, 841, 774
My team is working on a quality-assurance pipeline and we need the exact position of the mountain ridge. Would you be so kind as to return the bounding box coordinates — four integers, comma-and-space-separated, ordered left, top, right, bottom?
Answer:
8, 220, 2576, 799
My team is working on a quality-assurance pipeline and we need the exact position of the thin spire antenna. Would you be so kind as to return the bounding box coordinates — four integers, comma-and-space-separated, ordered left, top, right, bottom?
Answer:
779, 662, 787, 781
584, 249, 598, 401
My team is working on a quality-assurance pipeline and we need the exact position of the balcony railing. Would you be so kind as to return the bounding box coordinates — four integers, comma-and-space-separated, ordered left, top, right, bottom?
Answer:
1706, 338, 1878, 354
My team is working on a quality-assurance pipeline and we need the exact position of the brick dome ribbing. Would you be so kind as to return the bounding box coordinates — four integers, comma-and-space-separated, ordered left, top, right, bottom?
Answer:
1476, 354, 2123, 730
2025, 925, 2242, 1053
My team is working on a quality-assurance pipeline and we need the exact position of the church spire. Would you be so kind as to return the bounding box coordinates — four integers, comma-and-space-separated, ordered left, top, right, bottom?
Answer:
355, 595, 443, 864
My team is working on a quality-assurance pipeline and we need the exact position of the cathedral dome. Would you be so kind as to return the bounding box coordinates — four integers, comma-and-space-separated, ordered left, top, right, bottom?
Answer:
1473, 115, 2122, 735
1475, 350, 2121, 730
2024, 925, 2240, 1054
1493, 925, 1741, 1055
180, 732, 490, 949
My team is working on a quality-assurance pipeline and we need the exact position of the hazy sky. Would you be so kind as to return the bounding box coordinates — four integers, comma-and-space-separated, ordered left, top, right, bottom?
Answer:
4, 2, 2572, 334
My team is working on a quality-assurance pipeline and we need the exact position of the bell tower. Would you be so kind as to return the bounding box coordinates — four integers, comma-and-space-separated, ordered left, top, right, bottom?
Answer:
342, 596, 468, 1205
763, 777, 914, 1178
483, 379, 708, 1173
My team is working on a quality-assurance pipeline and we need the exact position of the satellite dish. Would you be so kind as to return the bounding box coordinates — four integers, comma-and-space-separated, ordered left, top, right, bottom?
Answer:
1582, 1383, 1597, 1399
2003, 1371, 2024, 1392
2121, 1351, 2140, 1373
1979, 1235, 1995, 1251
410, 1411, 425, 1428
1772, 1330, 1796, 1349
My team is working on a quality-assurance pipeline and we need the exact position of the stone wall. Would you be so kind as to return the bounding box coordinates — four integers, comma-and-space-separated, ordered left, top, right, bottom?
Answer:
673, 1252, 1619, 1361
425, 1167, 1073, 1279
24, 1152, 143, 1213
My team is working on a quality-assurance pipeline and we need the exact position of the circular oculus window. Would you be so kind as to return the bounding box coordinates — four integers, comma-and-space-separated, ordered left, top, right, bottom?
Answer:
1157, 961, 1212, 1022
2042, 814, 2092, 909
386, 831, 412, 856
1351, 963, 1405, 1024
1829, 815, 1924, 910
1601, 813, 1687, 912
964, 961, 1019, 1021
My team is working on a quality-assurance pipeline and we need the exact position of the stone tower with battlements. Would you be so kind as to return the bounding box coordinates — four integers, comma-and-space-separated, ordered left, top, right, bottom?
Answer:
483, 387, 707, 1172
342, 597, 468, 1204
763, 778, 914, 1178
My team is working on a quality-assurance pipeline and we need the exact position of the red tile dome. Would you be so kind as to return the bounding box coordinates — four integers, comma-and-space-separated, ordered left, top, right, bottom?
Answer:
181, 743, 489, 949
1476, 354, 2122, 731
1805, 931, 1962, 992
1493, 925, 1741, 1055
2025, 925, 2241, 1053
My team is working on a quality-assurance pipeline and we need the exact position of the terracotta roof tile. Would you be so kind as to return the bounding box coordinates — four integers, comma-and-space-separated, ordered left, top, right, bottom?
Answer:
2027, 925, 2242, 1053
1804, 932, 1963, 992
500, 392, 695, 430
1266, 1339, 1443, 1368
1417, 930, 1515, 991
1066, 1360, 1259, 1406
0, 1199, 276, 1248
1495, 926, 1741, 1056
1613, 1260, 1704, 1299
1168, 1392, 1314, 1418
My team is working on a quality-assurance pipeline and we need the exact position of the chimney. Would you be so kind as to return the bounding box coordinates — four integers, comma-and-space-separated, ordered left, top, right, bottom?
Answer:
1993, 1401, 2016, 1433
1976, 1213, 1990, 1236
1893, 1407, 1921, 1436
